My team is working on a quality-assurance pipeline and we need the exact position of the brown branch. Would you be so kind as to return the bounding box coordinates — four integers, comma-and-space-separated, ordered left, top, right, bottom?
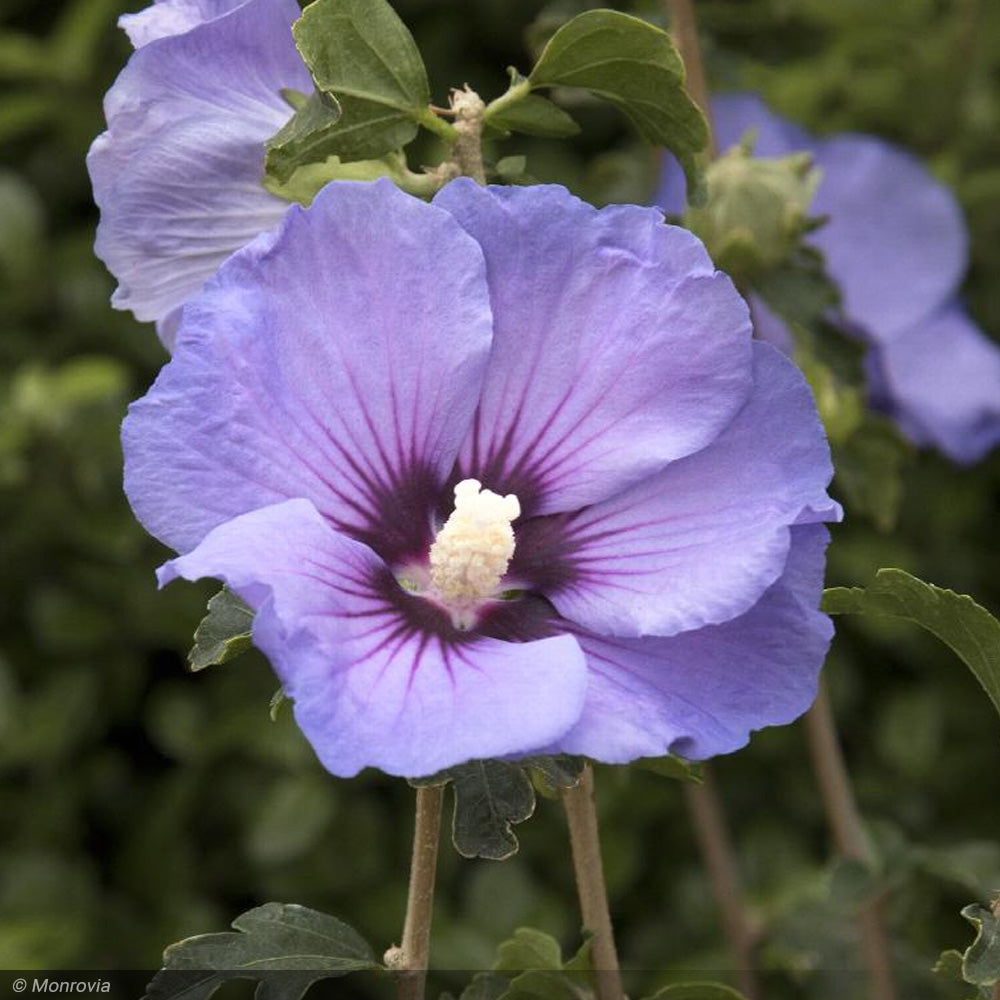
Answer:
561, 765, 624, 1000
804, 682, 898, 1000
683, 769, 760, 999
394, 785, 445, 1000
664, 0, 716, 157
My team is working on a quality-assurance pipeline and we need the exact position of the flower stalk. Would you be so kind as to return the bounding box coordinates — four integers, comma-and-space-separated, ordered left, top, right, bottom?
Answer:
561, 765, 624, 1000
664, 0, 716, 157
683, 769, 759, 999
804, 682, 898, 1000
392, 785, 445, 1000
450, 87, 487, 185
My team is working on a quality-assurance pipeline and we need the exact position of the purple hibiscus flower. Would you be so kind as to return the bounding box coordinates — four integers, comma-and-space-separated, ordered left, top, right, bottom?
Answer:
658, 92, 1000, 464
123, 179, 839, 778
87, 0, 309, 348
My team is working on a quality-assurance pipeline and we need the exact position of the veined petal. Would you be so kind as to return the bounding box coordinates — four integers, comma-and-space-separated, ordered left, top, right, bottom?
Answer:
874, 304, 1000, 464
510, 343, 837, 638
120, 0, 248, 47
123, 181, 494, 561
88, 0, 309, 331
554, 524, 833, 762
434, 181, 753, 516
160, 499, 589, 777
810, 135, 967, 341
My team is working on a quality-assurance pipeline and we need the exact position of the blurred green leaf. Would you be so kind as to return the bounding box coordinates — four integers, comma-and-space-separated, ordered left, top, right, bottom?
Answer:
188, 588, 254, 672
833, 417, 909, 532
490, 928, 593, 1000
494, 928, 563, 972
458, 973, 512, 1000
246, 775, 335, 865
145, 903, 380, 1000
0, 92, 61, 143
644, 986, 748, 1000
0, 32, 51, 81
823, 570, 1000, 724
528, 10, 708, 200
826, 857, 883, 910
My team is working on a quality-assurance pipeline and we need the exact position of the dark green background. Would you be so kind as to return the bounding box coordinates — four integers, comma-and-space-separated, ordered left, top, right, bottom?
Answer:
1, 1, 999, 997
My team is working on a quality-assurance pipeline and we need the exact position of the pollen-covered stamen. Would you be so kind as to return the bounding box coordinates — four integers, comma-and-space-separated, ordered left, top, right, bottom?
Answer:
429, 479, 520, 603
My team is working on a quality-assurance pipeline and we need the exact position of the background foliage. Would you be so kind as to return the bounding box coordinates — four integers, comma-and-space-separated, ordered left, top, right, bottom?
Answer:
1, 0, 999, 997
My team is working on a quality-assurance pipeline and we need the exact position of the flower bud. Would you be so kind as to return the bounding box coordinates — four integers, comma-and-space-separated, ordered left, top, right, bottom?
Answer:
685, 138, 820, 283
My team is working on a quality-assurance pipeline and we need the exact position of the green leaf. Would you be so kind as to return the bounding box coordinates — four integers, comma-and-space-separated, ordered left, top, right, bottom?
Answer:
488, 94, 580, 138
282, 0, 436, 167
498, 971, 577, 1000
188, 588, 254, 672
643, 986, 748, 1000
631, 754, 703, 783
491, 929, 593, 1000
144, 903, 380, 1000
960, 904, 1000, 986
822, 570, 1000, 723
411, 759, 537, 860
933, 948, 968, 983
494, 929, 564, 972
265, 91, 344, 184
459, 973, 512, 1000
527, 10, 708, 199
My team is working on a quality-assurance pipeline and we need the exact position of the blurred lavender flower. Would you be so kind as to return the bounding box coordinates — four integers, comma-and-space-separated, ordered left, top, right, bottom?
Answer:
87, 0, 309, 348
123, 180, 839, 777
658, 92, 1000, 464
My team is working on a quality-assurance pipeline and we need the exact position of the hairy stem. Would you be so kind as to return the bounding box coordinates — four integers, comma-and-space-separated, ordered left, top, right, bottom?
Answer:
561, 765, 624, 1000
394, 785, 445, 1000
683, 769, 760, 999
804, 682, 898, 1000
450, 87, 487, 184
664, 0, 716, 156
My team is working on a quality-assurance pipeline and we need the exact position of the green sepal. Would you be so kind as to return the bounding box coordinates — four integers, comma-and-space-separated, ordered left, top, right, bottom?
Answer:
265, 149, 444, 206
527, 9, 709, 201
187, 587, 253, 672
823, 570, 1000, 724
684, 142, 820, 284
631, 754, 703, 783
144, 903, 380, 1000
